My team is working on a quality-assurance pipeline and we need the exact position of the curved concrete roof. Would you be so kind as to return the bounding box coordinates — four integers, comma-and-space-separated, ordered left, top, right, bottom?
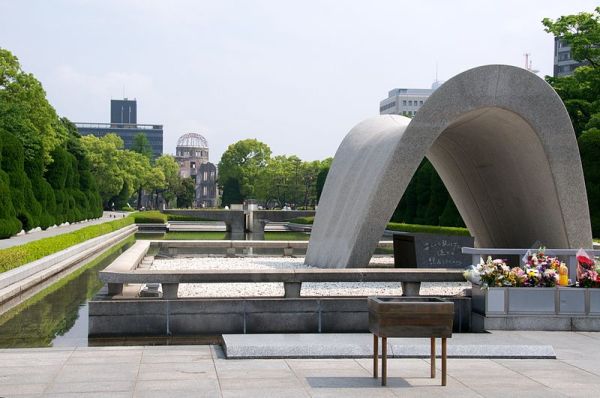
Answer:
305, 64, 592, 268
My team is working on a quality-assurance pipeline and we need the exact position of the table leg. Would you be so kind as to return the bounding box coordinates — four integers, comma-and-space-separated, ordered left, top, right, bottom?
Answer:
382, 337, 387, 386
373, 334, 378, 379
442, 337, 447, 386
430, 337, 436, 378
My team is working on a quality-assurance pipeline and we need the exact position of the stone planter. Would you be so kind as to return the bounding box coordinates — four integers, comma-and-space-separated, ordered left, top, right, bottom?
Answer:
472, 285, 596, 316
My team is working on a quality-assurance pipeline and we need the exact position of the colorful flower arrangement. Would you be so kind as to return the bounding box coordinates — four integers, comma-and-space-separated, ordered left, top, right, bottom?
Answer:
464, 248, 567, 288
577, 249, 600, 288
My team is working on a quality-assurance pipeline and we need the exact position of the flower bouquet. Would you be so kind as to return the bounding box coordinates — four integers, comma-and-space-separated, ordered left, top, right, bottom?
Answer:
464, 248, 567, 288
576, 249, 600, 288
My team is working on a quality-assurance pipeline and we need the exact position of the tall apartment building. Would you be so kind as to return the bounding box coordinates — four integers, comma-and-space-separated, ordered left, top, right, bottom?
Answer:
379, 82, 442, 116
76, 99, 163, 158
553, 37, 586, 77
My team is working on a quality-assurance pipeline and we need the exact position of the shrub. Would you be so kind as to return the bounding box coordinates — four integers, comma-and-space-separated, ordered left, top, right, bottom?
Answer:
133, 211, 167, 224
288, 216, 315, 225
121, 206, 135, 212
166, 214, 211, 222
386, 222, 470, 236
0, 215, 134, 273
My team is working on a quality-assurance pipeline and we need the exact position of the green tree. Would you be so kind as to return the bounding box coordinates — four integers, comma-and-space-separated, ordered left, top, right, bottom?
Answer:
544, 7, 600, 235
176, 177, 196, 208
0, 48, 68, 167
218, 139, 271, 201
155, 155, 182, 208
132, 132, 153, 160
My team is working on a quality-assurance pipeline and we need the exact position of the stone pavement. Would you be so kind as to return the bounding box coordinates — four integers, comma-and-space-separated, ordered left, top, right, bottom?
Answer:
0, 212, 128, 250
1, 331, 600, 397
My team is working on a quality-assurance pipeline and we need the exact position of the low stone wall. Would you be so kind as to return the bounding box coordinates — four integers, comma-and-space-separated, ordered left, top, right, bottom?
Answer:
88, 295, 471, 336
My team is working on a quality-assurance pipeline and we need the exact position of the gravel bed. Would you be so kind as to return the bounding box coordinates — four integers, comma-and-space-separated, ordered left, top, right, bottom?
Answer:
150, 257, 469, 297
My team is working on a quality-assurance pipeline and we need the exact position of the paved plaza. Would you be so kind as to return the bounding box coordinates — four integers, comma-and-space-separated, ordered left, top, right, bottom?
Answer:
1, 331, 600, 397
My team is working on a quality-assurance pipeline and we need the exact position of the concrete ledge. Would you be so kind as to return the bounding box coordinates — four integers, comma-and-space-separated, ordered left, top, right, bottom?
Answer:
472, 312, 600, 331
0, 225, 137, 305
88, 296, 471, 336
222, 333, 556, 359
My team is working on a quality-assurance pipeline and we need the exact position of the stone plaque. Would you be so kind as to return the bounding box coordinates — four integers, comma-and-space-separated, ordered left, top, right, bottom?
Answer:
392, 232, 474, 269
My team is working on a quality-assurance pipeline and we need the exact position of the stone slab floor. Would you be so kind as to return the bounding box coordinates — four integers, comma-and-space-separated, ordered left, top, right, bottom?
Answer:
1, 332, 600, 397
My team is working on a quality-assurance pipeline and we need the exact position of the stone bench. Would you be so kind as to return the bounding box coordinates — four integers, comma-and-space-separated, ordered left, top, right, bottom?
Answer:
99, 268, 466, 299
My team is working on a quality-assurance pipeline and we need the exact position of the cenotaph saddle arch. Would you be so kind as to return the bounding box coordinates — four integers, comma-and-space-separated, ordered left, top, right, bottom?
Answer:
305, 64, 593, 269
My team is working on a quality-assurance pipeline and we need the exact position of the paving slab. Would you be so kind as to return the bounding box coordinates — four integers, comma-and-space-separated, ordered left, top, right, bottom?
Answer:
0, 336, 597, 397
222, 332, 556, 359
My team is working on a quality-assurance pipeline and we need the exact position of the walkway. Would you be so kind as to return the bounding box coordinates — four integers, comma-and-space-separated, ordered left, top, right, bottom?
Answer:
0, 212, 128, 250
1, 331, 599, 397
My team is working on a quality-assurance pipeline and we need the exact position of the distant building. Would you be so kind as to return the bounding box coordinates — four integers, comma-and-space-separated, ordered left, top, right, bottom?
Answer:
75, 99, 163, 158
175, 133, 218, 207
553, 37, 586, 77
379, 82, 442, 116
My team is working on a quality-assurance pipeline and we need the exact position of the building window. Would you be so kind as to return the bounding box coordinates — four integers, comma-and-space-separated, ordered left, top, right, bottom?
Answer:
203, 186, 207, 196
403, 100, 407, 106
203, 171, 208, 180
420, 100, 424, 105
191, 162, 196, 169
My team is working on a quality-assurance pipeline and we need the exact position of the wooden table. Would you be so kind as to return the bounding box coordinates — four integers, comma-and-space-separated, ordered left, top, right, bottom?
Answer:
368, 297, 454, 386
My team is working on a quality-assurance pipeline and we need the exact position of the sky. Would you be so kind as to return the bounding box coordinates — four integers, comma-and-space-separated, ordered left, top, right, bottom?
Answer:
1, 0, 598, 163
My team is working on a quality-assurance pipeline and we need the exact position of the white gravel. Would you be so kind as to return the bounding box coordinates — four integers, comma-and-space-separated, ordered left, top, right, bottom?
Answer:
150, 257, 469, 297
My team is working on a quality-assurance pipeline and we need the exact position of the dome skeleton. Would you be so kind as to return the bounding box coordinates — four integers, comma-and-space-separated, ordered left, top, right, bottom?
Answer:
176, 133, 209, 149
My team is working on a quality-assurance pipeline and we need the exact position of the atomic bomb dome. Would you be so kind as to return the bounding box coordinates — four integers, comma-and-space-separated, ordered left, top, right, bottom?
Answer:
177, 133, 208, 149
174, 132, 217, 207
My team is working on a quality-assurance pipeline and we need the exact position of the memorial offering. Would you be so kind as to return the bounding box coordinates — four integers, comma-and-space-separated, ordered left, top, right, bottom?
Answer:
576, 249, 600, 288
464, 248, 567, 288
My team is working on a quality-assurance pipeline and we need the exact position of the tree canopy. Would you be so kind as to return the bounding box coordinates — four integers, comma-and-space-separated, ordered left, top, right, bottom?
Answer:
544, 7, 600, 236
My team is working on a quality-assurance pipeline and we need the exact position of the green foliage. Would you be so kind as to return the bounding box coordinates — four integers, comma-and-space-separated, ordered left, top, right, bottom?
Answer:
176, 178, 196, 208
578, 130, 600, 236
132, 211, 167, 224
0, 216, 133, 273
544, 8, 600, 236
391, 159, 465, 228
386, 222, 471, 237
0, 49, 102, 238
289, 216, 315, 224
221, 178, 243, 207
166, 214, 211, 222
543, 7, 600, 68
218, 139, 272, 200
155, 154, 182, 207
132, 132, 153, 160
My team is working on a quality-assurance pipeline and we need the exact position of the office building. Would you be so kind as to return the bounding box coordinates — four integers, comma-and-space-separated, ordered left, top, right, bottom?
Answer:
76, 99, 163, 158
175, 133, 218, 207
379, 82, 442, 116
554, 37, 586, 77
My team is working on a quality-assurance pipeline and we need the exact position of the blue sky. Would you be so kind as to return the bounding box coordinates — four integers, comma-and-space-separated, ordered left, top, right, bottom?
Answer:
1, 0, 598, 162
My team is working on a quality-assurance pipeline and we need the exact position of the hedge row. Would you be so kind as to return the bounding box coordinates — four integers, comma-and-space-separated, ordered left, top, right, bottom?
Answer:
0, 129, 102, 239
166, 214, 211, 222
288, 216, 315, 225
386, 222, 471, 236
133, 211, 167, 224
288, 216, 470, 236
0, 216, 134, 273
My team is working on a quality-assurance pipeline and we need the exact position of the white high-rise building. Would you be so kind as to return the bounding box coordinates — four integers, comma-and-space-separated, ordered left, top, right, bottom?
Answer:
379, 82, 442, 116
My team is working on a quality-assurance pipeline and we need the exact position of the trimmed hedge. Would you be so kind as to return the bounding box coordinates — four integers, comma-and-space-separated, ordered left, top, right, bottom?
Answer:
0, 216, 134, 273
288, 216, 470, 236
386, 222, 470, 236
288, 216, 315, 225
133, 211, 167, 224
166, 214, 211, 222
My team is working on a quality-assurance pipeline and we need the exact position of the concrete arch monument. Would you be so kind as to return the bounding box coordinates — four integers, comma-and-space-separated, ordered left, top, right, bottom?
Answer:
305, 65, 593, 268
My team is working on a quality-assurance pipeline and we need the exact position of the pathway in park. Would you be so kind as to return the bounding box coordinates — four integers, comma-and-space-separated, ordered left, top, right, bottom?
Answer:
0, 331, 599, 397
0, 211, 129, 250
